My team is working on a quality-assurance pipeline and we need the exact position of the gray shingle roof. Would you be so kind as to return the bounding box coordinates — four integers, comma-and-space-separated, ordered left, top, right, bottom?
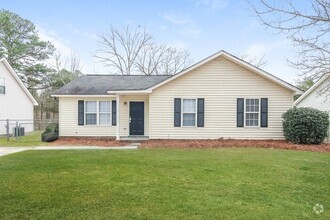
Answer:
53, 75, 173, 95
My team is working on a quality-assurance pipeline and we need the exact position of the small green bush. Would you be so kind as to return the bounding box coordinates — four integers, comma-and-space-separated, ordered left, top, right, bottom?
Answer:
42, 123, 59, 142
42, 132, 59, 142
44, 123, 59, 133
282, 107, 329, 144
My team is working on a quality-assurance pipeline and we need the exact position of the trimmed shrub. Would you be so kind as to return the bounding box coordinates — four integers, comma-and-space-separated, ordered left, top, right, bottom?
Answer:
42, 123, 59, 142
42, 132, 59, 142
282, 107, 329, 144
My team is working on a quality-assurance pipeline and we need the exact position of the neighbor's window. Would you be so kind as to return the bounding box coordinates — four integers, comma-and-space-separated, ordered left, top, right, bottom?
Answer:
245, 98, 259, 127
0, 77, 5, 94
99, 101, 111, 125
85, 101, 97, 125
182, 99, 196, 126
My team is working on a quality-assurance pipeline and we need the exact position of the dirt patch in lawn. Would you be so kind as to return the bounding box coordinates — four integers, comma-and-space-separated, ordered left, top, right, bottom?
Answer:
140, 139, 330, 153
49, 137, 330, 153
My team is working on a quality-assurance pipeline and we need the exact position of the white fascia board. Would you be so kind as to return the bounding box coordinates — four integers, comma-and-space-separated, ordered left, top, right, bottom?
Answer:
0, 57, 38, 105
294, 73, 330, 105
107, 90, 152, 95
51, 94, 117, 98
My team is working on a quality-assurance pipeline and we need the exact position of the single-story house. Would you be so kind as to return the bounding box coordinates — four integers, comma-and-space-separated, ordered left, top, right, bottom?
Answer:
294, 73, 330, 142
0, 58, 38, 135
53, 50, 302, 140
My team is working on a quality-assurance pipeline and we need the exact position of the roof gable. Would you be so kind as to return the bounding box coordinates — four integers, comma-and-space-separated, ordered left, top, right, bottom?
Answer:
294, 73, 330, 105
148, 50, 302, 94
0, 58, 38, 105
52, 50, 302, 96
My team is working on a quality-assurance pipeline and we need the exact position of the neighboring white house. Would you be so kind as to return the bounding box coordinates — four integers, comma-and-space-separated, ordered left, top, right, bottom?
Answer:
294, 73, 330, 142
53, 50, 302, 140
0, 58, 38, 135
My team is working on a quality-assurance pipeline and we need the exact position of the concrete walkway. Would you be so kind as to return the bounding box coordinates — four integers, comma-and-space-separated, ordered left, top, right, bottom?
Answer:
0, 147, 30, 157
0, 145, 138, 157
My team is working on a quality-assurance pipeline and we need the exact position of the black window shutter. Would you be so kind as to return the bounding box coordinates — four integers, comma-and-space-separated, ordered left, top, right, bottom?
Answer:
260, 98, 268, 127
237, 98, 244, 127
78, 100, 84, 126
112, 101, 117, 126
174, 98, 181, 127
197, 98, 204, 127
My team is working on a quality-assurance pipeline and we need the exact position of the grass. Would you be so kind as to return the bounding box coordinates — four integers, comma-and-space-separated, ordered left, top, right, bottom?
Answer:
0, 148, 329, 219
0, 131, 47, 147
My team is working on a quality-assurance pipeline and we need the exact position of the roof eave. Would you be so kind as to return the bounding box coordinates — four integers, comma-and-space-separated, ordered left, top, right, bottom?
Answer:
107, 90, 152, 94
0, 58, 38, 105
294, 73, 330, 105
51, 94, 117, 98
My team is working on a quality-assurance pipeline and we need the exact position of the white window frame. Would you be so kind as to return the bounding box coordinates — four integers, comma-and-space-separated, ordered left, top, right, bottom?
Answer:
84, 100, 112, 126
0, 77, 5, 95
99, 101, 111, 125
85, 101, 98, 125
245, 98, 260, 127
181, 98, 197, 127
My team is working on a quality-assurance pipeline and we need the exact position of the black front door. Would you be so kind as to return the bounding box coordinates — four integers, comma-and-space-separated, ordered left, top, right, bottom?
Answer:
129, 102, 144, 135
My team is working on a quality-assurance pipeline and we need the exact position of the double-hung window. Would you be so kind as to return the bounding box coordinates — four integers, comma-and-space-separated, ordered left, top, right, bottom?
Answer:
99, 101, 111, 125
0, 77, 5, 94
182, 99, 196, 126
85, 101, 111, 125
85, 101, 97, 125
245, 98, 259, 127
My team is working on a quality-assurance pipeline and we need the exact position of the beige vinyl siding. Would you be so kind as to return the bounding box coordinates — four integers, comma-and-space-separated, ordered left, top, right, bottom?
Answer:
118, 95, 149, 137
59, 97, 116, 136
59, 95, 149, 137
149, 56, 293, 139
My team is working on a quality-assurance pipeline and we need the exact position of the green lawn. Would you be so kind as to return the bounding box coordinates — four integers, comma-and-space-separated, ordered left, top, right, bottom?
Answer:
0, 131, 47, 147
0, 148, 329, 219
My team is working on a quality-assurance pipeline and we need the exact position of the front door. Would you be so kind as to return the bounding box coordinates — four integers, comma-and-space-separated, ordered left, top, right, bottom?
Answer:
129, 102, 144, 135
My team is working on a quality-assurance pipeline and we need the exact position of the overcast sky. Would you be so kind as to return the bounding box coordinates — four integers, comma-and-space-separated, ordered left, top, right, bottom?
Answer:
1, 0, 308, 84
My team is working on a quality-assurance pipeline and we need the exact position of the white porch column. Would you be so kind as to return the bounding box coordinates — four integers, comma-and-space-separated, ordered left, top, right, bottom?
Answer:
116, 94, 120, 140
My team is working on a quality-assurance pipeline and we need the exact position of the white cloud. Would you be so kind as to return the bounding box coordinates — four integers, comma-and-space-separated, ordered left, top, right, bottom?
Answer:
244, 43, 270, 57
163, 13, 192, 25
169, 40, 189, 50
35, 25, 110, 75
162, 12, 201, 37
244, 41, 287, 57
37, 25, 72, 56
181, 27, 201, 37
65, 24, 98, 40
195, 0, 229, 11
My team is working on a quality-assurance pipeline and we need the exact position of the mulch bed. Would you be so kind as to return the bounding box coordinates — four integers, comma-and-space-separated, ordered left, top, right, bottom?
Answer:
49, 137, 129, 147
49, 137, 330, 153
140, 139, 330, 153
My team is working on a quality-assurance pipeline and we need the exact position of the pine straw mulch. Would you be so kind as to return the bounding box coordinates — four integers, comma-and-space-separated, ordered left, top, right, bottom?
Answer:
49, 137, 330, 153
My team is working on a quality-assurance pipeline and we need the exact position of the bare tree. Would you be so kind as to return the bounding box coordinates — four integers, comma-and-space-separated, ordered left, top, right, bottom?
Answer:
135, 43, 168, 75
53, 51, 83, 74
136, 44, 192, 75
239, 53, 267, 68
95, 25, 192, 75
95, 25, 152, 75
248, 0, 330, 96
51, 51, 83, 86
159, 48, 192, 75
